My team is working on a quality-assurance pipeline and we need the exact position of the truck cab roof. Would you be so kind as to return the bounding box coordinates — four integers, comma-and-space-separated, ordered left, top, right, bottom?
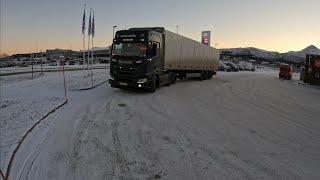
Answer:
128, 27, 165, 33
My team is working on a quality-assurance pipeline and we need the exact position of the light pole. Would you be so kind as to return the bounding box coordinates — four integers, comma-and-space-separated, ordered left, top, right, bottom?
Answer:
176, 25, 179, 34
112, 25, 117, 39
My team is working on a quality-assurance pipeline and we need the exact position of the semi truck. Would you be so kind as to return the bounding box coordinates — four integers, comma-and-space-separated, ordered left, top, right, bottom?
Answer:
109, 27, 220, 92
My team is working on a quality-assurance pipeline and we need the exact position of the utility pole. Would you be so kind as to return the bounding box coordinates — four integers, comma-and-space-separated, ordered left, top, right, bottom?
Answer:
40, 50, 43, 75
31, 53, 34, 78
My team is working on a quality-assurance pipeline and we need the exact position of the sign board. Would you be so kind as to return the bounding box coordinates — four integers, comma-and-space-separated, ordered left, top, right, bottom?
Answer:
201, 31, 211, 46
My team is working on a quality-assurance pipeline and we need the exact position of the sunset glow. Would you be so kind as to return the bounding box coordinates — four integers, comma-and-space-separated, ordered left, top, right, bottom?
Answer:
1, 0, 319, 55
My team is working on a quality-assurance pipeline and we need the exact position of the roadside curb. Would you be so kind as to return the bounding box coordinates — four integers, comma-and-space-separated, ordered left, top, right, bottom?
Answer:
77, 80, 107, 91
4, 99, 68, 180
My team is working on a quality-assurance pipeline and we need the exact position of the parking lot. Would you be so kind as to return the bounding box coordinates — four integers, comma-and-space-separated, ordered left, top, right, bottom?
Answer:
2, 68, 320, 179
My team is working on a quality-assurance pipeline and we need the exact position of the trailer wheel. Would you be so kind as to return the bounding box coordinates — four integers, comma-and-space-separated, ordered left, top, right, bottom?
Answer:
205, 71, 209, 80
203, 72, 207, 80
171, 73, 176, 84
208, 72, 213, 79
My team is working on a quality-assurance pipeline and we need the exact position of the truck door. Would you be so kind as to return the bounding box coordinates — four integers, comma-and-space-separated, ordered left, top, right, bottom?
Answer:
149, 42, 161, 74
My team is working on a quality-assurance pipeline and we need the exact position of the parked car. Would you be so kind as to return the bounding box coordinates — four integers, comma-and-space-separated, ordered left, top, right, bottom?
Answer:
49, 61, 58, 66
19, 62, 29, 67
237, 63, 245, 71
218, 62, 231, 71
238, 61, 256, 71
69, 60, 75, 65
224, 62, 239, 72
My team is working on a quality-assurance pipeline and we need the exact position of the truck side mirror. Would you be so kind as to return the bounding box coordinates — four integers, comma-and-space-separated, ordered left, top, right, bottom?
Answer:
150, 43, 157, 57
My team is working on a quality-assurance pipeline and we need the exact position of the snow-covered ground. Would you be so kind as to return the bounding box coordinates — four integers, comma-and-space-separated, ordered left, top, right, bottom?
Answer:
2, 68, 320, 179
0, 64, 109, 74
0, 69, 108, 172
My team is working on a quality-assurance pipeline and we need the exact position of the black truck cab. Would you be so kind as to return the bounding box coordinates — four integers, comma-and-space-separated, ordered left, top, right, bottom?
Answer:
109, 27, 167, 91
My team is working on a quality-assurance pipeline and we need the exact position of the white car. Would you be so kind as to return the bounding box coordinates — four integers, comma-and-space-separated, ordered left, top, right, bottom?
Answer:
49, 61, 58, 66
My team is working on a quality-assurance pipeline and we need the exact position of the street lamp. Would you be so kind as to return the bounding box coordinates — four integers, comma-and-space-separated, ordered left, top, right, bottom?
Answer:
112, 25, 117, 39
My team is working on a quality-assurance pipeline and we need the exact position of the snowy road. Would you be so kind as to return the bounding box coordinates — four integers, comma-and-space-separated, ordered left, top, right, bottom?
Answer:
8, 70, 320, 179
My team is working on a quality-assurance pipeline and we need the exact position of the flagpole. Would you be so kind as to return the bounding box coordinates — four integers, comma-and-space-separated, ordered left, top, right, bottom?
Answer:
87, 8, 92, 75
87, 33, 90, 73
91, 11, 94, 78
83, 33, 86, 77
91, 33, 94, 77
82, 4, 86, 78
91, 36, 94, 86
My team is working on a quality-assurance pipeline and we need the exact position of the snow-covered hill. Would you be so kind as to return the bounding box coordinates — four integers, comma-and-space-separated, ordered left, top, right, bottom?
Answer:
221, 47, 280, 59
221, 45, 320, 62
284, 45, 320, 58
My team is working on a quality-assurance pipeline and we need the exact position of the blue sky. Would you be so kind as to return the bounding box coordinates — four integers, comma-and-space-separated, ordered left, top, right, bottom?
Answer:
1, 0, 320, 54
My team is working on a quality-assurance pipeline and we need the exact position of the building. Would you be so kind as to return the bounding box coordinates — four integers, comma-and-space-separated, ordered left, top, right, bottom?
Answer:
46, 49, 75, 61
74, 47, 111, 63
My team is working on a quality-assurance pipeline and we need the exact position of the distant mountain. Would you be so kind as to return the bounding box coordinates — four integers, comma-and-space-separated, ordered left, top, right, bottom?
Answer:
0, 53, 10, 58
221, 45, 320, 62
284, 45, 320, 59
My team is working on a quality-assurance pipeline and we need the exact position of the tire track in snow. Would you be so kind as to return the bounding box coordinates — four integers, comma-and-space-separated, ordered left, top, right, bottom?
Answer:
17, 147, 39, 180
105, 95, 133, 179
111, 117, 133, 179
69, 105, 95, 173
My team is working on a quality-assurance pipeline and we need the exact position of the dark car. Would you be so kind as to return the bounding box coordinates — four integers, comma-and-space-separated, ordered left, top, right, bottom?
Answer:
219, 62, 231, 71
49, 61, 58, 66
69, 60, 75, 65
224, 62, 239, 72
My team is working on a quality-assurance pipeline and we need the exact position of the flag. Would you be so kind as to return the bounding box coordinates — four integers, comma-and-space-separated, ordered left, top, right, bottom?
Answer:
81, 4, 86, 34
92, 11, 95, 37
88, 9, 92, 36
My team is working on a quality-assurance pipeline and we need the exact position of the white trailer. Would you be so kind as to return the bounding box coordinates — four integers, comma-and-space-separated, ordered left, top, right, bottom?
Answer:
164, 30, 219, 71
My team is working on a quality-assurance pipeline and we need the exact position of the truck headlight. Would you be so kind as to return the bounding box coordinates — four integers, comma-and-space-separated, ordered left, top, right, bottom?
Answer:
111, 59, 117, 62
137, 78, 147, 84
136, 60, 142, 64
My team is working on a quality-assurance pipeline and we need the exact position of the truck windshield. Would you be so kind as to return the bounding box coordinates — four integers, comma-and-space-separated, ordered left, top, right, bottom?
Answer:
112, 43, 147, 57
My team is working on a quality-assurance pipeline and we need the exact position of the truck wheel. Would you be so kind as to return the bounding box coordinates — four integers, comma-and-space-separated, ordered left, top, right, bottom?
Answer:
200, 72, 205, 81
148, 76, 156, 92
156, 75, 160, 88
111, 82, 118, 88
